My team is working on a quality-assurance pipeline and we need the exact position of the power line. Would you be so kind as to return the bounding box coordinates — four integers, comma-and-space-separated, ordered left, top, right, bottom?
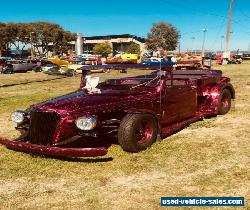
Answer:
158, 0, 227, 19
156, 0, 250, 50
159, 0, 250, 34
210, 18, 227, 51
234, 0, 250, 20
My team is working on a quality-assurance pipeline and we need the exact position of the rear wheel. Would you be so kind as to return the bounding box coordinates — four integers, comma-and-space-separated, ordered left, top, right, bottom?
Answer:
118, 114, 158, 152
66, 69, 76, 77
33, 66, 42, 72
218, 89, 232, 115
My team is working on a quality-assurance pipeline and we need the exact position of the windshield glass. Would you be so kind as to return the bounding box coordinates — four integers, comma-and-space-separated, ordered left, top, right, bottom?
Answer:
81, 67, 161, 91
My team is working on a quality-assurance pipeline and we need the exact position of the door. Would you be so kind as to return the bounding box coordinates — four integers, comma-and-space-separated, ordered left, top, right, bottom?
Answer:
161, 81, 197, 126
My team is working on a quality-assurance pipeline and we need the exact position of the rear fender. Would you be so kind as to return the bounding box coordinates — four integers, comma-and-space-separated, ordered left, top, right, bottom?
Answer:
209, 82, 235, 99
201, 81, 235, 114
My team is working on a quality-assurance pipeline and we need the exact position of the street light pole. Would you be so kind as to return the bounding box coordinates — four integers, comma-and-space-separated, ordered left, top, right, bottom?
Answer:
201, 28, 208, 57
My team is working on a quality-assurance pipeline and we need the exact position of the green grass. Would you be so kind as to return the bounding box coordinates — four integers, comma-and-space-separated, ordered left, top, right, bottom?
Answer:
0, 65, 249, 210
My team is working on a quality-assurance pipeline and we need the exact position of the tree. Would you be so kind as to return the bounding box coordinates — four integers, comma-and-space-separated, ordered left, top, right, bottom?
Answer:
0, 22, 32, 55
93, 42, 112, 57
0, 23, 8, 55
30, 22, 76, 56
9, 23, 31, 55
127, 43, 141, 54
146, 22, 180, 52
0, 22, 76, 57
0, 23, 18, 51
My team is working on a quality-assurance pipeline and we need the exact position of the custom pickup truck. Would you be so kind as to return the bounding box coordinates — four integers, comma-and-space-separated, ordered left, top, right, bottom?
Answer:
0, 64, 235, 158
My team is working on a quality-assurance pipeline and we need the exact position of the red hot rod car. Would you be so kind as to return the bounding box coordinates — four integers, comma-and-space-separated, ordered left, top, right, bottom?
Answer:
0, 64, 235, 158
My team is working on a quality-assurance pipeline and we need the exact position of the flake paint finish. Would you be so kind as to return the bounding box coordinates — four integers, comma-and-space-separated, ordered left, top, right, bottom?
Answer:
0, 68, 235, 158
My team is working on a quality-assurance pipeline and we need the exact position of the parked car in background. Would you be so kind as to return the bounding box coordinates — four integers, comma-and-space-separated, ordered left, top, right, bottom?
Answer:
78, 53, 93, 60
216, 53, 242, 65
72, 56, 85, 65
1, 60, 37, 74
141, 59, 175, 66
206, 52, 217, 60
43, 65, 76, 77
106, 54, 140, 64
243, 53, 250, 60
85, 55, 102, 65
41, 59, 77, 77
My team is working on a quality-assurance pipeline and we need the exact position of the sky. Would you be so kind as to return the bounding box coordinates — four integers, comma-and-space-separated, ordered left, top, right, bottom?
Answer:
1, 0, 250, 51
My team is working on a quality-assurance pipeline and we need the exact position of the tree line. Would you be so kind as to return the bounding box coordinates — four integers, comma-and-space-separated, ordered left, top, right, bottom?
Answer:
0, 21, 180, 57
0, 22, 75, 56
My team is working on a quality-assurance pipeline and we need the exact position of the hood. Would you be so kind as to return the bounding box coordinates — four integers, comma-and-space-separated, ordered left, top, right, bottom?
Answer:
32, 88, 151, 116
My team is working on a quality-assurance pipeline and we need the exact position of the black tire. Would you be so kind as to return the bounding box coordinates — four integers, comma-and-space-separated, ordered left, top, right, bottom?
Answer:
120, 69, 127, 73
118, 114, 158, 152
218, 89, 232, 115
103, 69, 110, 73
2, 69, 13, 74
66, 69, 76, 77
193, 63, 202, 69
34, 66, 42, 72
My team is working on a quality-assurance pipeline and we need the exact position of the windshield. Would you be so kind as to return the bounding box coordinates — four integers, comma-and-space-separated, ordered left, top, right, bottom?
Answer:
81, 68, 161, 91
98, 72, 160, 89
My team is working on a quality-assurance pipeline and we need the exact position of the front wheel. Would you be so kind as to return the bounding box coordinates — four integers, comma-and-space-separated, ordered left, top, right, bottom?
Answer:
118, 114, 158, 152
218, 89, 232, 115
193, 63, 202, 69
2, 69, 13, 74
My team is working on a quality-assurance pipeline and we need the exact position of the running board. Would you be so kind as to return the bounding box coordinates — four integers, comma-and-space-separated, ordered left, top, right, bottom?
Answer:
160, 115, 203, 139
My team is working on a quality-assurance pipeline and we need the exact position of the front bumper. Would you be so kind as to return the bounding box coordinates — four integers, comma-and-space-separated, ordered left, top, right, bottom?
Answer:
0, 137, 108, 158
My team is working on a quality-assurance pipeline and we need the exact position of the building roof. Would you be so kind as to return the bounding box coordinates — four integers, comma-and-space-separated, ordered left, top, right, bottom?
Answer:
83, 34, 146, 43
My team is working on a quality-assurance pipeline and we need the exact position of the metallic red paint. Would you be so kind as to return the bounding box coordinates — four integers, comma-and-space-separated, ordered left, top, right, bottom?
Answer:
136, 121, 154, 144
0, 138, 108, 157
0, 66, 235, 158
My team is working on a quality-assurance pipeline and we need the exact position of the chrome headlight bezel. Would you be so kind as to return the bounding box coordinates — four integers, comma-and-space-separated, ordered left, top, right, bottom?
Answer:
75, 116, 97, 131
11, 110, 27, 124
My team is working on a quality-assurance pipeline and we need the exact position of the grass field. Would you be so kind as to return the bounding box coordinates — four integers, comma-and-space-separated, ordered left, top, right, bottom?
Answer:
0, 64, 249, 210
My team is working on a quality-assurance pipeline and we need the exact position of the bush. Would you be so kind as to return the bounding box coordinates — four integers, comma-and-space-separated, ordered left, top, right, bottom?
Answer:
93, 42, 112, 57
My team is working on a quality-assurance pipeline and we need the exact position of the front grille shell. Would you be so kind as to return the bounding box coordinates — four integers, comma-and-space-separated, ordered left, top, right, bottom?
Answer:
29, 110, 60, 145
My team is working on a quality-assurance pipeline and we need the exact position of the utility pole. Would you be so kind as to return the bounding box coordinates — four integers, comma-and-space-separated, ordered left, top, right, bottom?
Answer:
201, 28, 207, 57
221, 35, 225, 52
224, 0, 235, 55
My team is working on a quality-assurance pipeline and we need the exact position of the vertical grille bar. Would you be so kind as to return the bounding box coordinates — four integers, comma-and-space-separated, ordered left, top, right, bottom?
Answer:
29, 110, 60, 145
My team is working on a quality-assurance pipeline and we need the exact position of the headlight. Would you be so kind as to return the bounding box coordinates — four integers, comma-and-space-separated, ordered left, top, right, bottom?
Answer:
75, 116, 97, 131
11, 110, 27, 123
